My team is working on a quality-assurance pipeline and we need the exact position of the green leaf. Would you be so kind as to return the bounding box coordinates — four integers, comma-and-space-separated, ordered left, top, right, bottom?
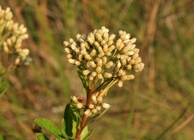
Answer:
64, 104, 82, 139
80, 126, 94, 140
35, 118, 63, 139
36, 133, 49, 140
64, 104, 73, 137
61, 119, 70, 140
82, 129, 94, 140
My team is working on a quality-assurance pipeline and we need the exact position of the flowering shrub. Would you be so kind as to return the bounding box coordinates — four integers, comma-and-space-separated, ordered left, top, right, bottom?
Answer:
0, 6, 30, 69
35, 26, 144, 140
0, 6, 30, 97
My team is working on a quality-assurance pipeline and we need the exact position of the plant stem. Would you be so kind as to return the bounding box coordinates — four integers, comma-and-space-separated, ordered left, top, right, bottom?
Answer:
76, 82, 95, 139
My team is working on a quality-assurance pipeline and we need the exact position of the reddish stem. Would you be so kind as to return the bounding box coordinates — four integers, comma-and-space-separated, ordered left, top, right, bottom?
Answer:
76, 83, 95, 139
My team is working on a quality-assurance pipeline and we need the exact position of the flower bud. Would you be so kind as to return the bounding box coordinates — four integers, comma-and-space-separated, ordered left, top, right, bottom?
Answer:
96, 67, 102, 74
84, 109, 92, 116
101, 103, 111, 109
104, 72, 112, 78
89, 104, 94, 109
92, 95, 97, 104
83, 70, 90, 76
76, 102, 84, 109
92, 109, 97, 114
118, 80, 123, 87
96, 106, 101, 111
131, 38, 137, 43
71, 96, 78, 103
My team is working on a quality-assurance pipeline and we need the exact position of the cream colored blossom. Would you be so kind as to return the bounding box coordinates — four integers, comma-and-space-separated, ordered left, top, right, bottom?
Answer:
0, 5, 30, 68
64, 26, 144, 88
66, 27, 144, 116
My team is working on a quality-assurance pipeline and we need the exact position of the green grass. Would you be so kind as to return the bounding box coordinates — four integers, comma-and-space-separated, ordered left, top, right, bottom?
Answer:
1, 0, 194, 139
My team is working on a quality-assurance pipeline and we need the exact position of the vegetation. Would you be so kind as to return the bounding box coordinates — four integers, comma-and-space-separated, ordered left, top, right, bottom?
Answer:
0, 0, 194, 140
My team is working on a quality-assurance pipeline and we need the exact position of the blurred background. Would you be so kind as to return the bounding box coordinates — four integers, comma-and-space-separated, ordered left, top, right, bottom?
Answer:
0, 0, 194, 139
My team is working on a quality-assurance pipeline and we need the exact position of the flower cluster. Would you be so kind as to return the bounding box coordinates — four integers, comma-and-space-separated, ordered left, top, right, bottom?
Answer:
64, 26, 144, 88
0, 6, 30, 68
71, 90, 110, 117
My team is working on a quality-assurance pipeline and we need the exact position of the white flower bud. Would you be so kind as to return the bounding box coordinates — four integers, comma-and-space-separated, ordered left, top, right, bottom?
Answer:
96, 67, 102, 74
21, 49, 30, 56
69, 38, 74, 43
103, 44, 108, 52
109, 34, 116, 40
89, 104, 94, 109
118, 69, 124, 76
131, 38, 137, 43
122, 45, 132, 54
101, 40, 106, 46
68, 59, 75, 64
92, 109, 97, 113
3, 42, 9, 53
127, 57, 131, 62
84, 109, 92, 116
134, 63, 144, 72
125, 33, 130, 39
102, 56, 107, 65
120, 75, 127, 81
88, 37, 94, 44
15, 57, 20, 64
88, 33, 95, 40
91, 71, 97, 77
64, 48, 70, 53
76, 34, 81, 40
132, 53, 139, 60
7, 38, 12, 46
97, 96, 103, 103
118, 80, 123, 87
89, 75, 94, 80
97, 74, 103, 79
97, 59, 102, 67
75, 61, 81, 66
95, 33, 102, 42
11, 36, 16, 43
126, 75, 135, 80
134, 57, 142, 64
87, 61, 96, 68
121, 58, 127, 65
127, 65, 132, 70
96, 106, 101, 111
98, 52, 104, 58
83, 70, 90, 76
104, 72, 112, 78
127, 51, 134, 56
85, 54, 91, 60
106, 61, 114, 69
107, 40, 114, 46
76, 102, 84, 109
116, 39, 122, 49
71, 96, 78, 103
90, 49, 96, 57
67, 54, 72, 59
101, 103, 110, 109
94, 41, 100, 48
92, 95, 97, 104
116, 61, 121, 70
